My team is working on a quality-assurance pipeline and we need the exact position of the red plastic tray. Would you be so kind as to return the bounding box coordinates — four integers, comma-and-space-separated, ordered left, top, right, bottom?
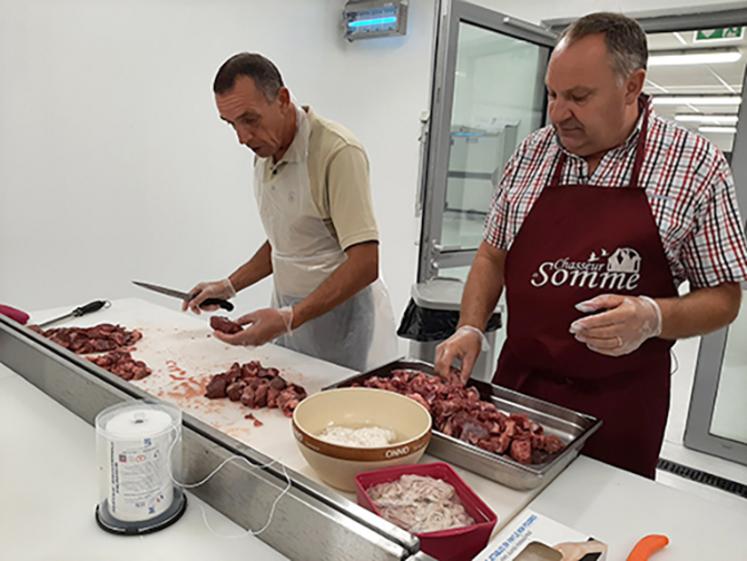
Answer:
355, 462, 497, 561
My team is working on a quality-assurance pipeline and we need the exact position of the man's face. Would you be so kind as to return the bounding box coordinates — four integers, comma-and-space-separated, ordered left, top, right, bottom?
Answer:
545, 33, 643, 157
215, 75, 291, 159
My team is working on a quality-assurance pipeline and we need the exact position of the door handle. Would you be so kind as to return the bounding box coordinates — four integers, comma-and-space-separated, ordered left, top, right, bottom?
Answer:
416, 110, 430, 217
432, 243, 462, 253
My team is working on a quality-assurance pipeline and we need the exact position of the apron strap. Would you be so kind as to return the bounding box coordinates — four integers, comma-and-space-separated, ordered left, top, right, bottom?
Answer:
549, 152, 567, 189
549, 95, 651, 190
629, 96, 650, 190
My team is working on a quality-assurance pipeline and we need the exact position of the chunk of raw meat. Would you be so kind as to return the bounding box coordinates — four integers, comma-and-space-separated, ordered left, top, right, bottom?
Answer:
210, 316, 242, 334
226, 381, 246, 401
205, 374, 228, 398
240, 386, 256, 407
510, 438, 532, 464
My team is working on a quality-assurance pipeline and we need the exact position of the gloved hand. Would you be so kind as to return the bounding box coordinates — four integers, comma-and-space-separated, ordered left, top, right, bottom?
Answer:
570, 294, 662, 357
182, 278, 236, 314
213, 307, 294, 347
434, 325, 488, 385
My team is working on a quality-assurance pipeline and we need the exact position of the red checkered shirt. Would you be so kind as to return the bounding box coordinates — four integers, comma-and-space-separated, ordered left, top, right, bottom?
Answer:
484, 99, 747, 288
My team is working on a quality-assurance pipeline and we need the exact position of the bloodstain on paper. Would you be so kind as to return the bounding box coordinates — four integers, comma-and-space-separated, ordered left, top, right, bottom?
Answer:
244, 413, 264, 428
165, 359, 189, 379
223, 426, 251, 440
166, 377, 208, 401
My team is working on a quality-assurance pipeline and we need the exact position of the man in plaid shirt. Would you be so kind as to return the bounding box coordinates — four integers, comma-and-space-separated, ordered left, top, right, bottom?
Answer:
435, 12, 747, 478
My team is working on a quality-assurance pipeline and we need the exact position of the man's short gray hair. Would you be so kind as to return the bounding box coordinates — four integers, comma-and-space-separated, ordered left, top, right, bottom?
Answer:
559, 12, 648, 80
213, 52, 284, 100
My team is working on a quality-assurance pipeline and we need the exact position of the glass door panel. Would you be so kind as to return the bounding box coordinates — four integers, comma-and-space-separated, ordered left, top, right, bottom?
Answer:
443, 22, 548, 251
708, 289, 747, 445
418, 2, 555, 280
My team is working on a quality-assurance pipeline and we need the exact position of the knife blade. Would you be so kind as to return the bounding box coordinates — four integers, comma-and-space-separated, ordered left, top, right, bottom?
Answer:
132, 281, 234, 312
38, 300, 111, 328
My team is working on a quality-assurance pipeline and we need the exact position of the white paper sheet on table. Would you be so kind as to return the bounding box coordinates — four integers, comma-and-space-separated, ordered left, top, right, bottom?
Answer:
31, 297, 538, 523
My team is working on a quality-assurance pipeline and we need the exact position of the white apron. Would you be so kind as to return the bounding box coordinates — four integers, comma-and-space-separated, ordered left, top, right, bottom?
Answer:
253, 106, 397, 371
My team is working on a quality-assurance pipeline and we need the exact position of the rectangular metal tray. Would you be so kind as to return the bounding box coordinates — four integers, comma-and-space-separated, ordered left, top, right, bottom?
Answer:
323, 359, 602, 490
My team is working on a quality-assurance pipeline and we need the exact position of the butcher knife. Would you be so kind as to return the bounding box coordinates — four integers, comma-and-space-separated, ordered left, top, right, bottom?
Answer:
132, 281, 234, 311
37, 300, 111, 328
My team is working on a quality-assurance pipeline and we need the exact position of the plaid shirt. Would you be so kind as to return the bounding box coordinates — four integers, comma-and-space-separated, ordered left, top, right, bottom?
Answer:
484, 99, 747, 288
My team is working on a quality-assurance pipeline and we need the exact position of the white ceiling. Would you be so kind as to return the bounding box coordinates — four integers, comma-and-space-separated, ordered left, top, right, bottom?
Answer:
645, 29, 746, 152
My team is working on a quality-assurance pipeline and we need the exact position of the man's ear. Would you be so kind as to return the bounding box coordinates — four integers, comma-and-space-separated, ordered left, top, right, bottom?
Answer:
625, 68, 646, 104
277, 86, 291, 107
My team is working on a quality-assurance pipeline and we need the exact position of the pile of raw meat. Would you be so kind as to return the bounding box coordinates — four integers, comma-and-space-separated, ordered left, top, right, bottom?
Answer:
30, 323, 142, 354
354, 370, 565, 464
31, 323, 152, 382
367, 474, 475, 533
204, 361, 307, 417
88, 350, 152, 381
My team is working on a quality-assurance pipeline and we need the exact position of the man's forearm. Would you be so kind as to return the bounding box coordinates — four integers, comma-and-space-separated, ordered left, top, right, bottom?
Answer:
292, 242, 378, 329
657, 282, 742, 339
228, 240, 273, 293
458, 242, 506, 330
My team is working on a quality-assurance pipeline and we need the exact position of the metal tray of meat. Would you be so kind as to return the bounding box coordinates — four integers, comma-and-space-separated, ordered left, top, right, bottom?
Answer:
323, 359, 601, 490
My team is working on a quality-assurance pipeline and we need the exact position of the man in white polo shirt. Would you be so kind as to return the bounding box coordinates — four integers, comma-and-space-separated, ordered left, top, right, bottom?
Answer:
185, 52, 396, 371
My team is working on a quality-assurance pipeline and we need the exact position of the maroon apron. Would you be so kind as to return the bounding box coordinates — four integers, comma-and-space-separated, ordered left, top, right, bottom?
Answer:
493, 101, 677, 478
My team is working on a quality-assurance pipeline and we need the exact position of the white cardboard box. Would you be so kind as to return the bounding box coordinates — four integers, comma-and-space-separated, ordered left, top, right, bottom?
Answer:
474, 508, 608, 561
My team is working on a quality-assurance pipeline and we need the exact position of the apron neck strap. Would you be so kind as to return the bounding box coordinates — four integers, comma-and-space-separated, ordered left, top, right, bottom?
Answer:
629, 96, 650, 190
549, 96, 650, 190
550, 152, 567, 188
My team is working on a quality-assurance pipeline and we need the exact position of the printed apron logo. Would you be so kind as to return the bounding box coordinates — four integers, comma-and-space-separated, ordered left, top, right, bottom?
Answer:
531, 247, 641, 290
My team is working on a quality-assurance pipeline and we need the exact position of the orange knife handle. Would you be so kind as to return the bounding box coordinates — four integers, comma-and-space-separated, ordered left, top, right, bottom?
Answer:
626, 534, 670, 561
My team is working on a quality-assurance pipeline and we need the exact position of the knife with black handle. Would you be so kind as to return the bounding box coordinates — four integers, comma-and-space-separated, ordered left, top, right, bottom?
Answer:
38, 300, 111, 328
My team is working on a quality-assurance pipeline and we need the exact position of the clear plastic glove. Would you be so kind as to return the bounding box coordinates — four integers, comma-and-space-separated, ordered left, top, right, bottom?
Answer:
213, 307, 294, 347
182, 278, 236, 314
569, 294, 662, 357
434, 325, 488, 385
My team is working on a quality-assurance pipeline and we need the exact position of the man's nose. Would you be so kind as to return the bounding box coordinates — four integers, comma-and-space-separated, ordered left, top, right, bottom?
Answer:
236, 125, 253, 146
549, 98, 571, 124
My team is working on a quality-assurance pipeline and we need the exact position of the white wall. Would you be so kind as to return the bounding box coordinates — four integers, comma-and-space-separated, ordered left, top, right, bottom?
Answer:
0, 0, 435, 336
